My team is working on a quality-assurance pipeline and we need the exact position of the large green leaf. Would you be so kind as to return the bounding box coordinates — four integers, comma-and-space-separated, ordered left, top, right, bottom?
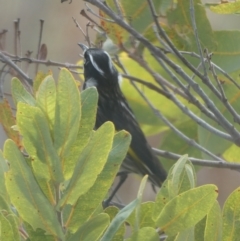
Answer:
64, 130, 131, 232
68, 213, 110, 241
11, 77, 36, 106
125, 227, 159, 241
63, 87, 98, 179
222, 187, 240, 241
104, 206, 125, 241
100, 176, 148, 241
53, 68, 81, 163
156, 184, 218, 235
0, 151, 9, 203
16, 102, 63, 183
59, 121, 115, 208
36, 75, 56, 132
127, 202, 155, 229
0, 212, 15, 241
204, 200, 222, 241
100, 199, 139, 241
4, 140, 64, 238
167, 227, 195, 241
153, 155, 196, 221
209, 2, 240, 15
1, 213, 21, 241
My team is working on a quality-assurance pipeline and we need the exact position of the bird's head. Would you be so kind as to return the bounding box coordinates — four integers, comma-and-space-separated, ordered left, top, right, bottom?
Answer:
79, 43, 119, 89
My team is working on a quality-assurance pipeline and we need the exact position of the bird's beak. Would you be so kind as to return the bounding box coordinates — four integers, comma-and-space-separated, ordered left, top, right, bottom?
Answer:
78, 43, 89, 52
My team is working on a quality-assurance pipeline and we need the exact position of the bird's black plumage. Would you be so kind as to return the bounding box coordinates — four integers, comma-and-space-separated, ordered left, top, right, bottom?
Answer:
80, 45, 167, 187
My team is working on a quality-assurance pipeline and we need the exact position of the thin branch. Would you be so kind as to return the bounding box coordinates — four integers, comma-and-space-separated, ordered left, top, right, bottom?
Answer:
113, 0, 123, 19
134, 79, 225, 162
153, 148, 240, 170
85, 0, 240, 146
148, 0, 240, 125
0, 51, 32, 87
2, 52, 82, 69
180, 51, 240, 89
121, 73, 171, 99
35, 19, 44, 74
122, 52, 233, 142
85, 3, 115, 23
72, 17, 91, 47
189, 0, 208, 78
114, 49, 225, 162
13, 19, 20, 56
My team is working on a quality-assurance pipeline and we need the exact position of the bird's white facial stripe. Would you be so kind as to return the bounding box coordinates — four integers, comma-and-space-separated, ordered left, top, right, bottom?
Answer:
103, 51, 115, 74
89, 54, 105, 75
88, 50, 115, 76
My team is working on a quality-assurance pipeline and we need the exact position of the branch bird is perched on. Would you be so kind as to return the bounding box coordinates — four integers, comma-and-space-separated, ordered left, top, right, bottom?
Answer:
79, 43, 167, 203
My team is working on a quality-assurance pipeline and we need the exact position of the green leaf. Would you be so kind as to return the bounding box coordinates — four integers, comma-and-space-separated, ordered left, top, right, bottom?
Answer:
63, 87, 98, 179
204, 200, 222, 241
222, 187, 240, 241
100, 176, 147, 241
59, 121, 115, 207
209, 2, 240, 14
127, 202, 155, 229
104, 206, 125, 241
33, 71, 51, 94
68, 213, 110, 241
3, 214, 21, 241
0, 151, 9, 203
223, 144, 240, 163
0, 195, 11, 213
65, 130, 131, 232
17, 102, 63, 183
125, 227, 159, 241
53, 68, 81, 162
4, 140, 64, 238
173, 227, 195, 241
169, 155, 189, 197
194, 216, 206, 241
156, 184, 218, 235
0, 98, 21, 146
153, 155, 196, 221
100, 199, 139, 241
24, 222, 55, 241
36, 75, 56, 132
11, 77, 36, 106
0, 212, 15, 241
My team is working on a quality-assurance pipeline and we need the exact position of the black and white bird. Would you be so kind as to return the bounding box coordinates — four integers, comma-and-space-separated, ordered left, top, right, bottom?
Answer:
79, 44, 167, 202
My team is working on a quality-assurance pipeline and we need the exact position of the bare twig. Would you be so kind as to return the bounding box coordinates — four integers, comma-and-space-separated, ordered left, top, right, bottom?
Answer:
0, 51, 32, 87
35, 19, 44, 74
113, 0, 123, 19
189, 0, 208, 78
121, 73, 171, 99
180, 51, 240, 89
2, 52, 82, 69
153, 148, 240, 170
114, 48, 225, 161
13, 19, 20, 56
85, 0, 240, 145
85, 3, 115, 23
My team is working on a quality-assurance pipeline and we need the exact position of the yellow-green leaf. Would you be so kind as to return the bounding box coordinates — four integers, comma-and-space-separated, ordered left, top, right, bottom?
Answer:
156, 185, 218, 235
222, 187, 240, 241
